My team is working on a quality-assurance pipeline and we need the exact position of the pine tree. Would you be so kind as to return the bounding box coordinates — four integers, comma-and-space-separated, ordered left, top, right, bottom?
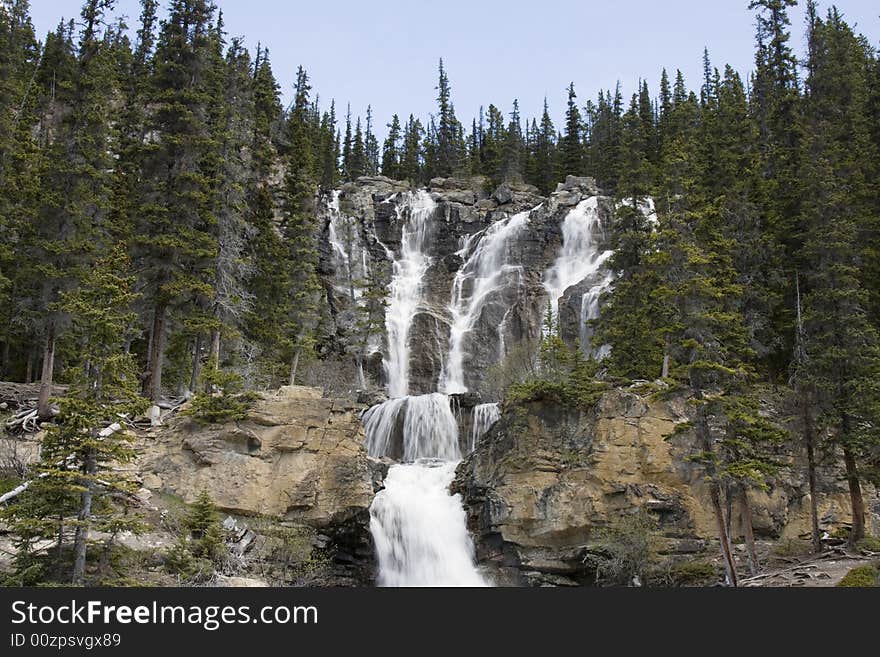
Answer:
29, 0, 121, 418
500, 99, 523, 182
435, 59, 463, 176
798, 7, 880, 544
381, 113, 402, 180
559, 83, 583, 177
349, 116, 366, 179
134, 0, 219, 401
364, 105, 380, 176
399, 114, 423, 183
280, 66, 321, 385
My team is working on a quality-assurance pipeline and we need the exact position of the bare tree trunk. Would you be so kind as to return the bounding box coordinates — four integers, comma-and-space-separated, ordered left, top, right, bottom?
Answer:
289, 348, 301, 387
24, 349, 33, 384
710, 482, 738, 587
804, 398, 822, 553
210, 329, 221, 368
72, 448, 97, 585
738, 486, 759, 576
842, 447, 865, 546
0, 340, 9, 378
37, 321, 56, 420
144, 303, 167, 401
189, 336, 202, 393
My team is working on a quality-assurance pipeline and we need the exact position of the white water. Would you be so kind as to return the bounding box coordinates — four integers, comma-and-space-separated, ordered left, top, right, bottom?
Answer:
471, 402, 501, 452
543, 197, 613, 350
362, 393, 461, 462
439, 209, 534, 393
370, 460, 487, 587
326, 191, 368, 302
383, 191, 437, 398
364, 393, 486, 586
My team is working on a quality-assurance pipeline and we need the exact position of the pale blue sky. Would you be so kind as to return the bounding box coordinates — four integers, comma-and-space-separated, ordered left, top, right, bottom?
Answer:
29, 1, 880, 135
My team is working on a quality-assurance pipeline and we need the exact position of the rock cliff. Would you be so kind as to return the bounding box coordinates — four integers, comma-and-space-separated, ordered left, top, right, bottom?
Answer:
138, 385, 375, 584
454, 388, 878, 586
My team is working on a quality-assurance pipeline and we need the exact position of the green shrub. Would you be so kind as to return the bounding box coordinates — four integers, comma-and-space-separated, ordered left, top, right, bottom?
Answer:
837, 565, 879, 587
773, 538, 813, 558
587, 511, 662, 586
185, 362, 257, 425
668, 560, 719, 586
855, 536, 880, 553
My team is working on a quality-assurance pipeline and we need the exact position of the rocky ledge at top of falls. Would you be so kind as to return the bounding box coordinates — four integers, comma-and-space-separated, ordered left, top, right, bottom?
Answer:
138, 385, 379, 584
319, 174, 611, 398
452, 388, 878, 587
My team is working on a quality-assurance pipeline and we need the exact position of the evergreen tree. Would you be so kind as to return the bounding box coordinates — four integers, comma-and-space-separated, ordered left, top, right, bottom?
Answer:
435, 59, 464, 175
500, 99, 523, 182
381, 113, 402, 180
134, 0, 219, 401
559, 83, 583, 177
399, 114, 423, 183
280, 66, 321, 385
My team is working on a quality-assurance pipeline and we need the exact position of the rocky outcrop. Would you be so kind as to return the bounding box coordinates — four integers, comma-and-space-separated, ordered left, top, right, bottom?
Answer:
454, 388, 878, 586
139, 385, 375, 584
319, 175, 614, 397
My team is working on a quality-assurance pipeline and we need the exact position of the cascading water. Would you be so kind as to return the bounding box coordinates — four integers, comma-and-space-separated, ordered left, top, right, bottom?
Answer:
470, 402, 501, 452
543, 196, 613, 353
383, 191, 436, 399
439, 208, 534, 394
366, 395, 486, 586
326, 191, 369, 302
365, 191, 486, 587
370, 461, 486, 587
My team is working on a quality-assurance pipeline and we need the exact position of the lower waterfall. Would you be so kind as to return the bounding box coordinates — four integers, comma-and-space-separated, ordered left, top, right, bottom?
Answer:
370, 459, 487, 587
364, 394, 488, 587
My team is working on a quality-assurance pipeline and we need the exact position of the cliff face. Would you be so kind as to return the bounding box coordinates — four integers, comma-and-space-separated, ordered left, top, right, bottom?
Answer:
453, 388, 878, 586
318, 175, 613, 398
139, 385, 375, 584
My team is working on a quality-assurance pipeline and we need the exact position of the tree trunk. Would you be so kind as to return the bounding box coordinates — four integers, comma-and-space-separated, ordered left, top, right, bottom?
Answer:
738, 486, 759, 576
803, 395, 822, 552
24, 350, 33, 384
289, 348, 301, 387
37, 322, 56, 420
842, 447, 865, 546
210, 329, 221, 369
710, 482, 738, 587
72, 448, 97, 585
0, 340, 9, 378
144, 303, 167, 401
189, 336, 202, 393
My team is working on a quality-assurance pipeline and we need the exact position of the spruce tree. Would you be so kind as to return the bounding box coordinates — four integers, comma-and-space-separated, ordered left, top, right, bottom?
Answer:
381, 113, 402, 180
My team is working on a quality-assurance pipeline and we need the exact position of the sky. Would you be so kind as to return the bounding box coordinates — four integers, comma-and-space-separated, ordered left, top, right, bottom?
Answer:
28, 0, 880, 137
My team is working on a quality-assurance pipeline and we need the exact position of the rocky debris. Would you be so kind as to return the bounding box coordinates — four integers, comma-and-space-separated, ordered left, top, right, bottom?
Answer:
454, 388, 878, 586
138, 385, 375, 584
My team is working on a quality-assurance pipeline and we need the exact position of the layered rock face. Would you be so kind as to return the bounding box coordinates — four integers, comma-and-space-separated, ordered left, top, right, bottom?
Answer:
319, 175, 613, 398
139, 385, 375, 583
454, 389, 877, 586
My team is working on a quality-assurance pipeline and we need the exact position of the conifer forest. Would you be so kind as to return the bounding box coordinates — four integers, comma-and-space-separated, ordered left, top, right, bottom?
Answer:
0, 0, 879, 590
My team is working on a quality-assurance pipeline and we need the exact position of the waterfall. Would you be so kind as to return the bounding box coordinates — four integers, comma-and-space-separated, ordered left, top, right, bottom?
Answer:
362, 393, 461, 462
383, 191, 437, 398
439, 208, 533, 394
326, 191, 368, 302
471, 402, 501, 452
543, 197, 613, 351
365, 393, 486, 586
370, 460, 486, 587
